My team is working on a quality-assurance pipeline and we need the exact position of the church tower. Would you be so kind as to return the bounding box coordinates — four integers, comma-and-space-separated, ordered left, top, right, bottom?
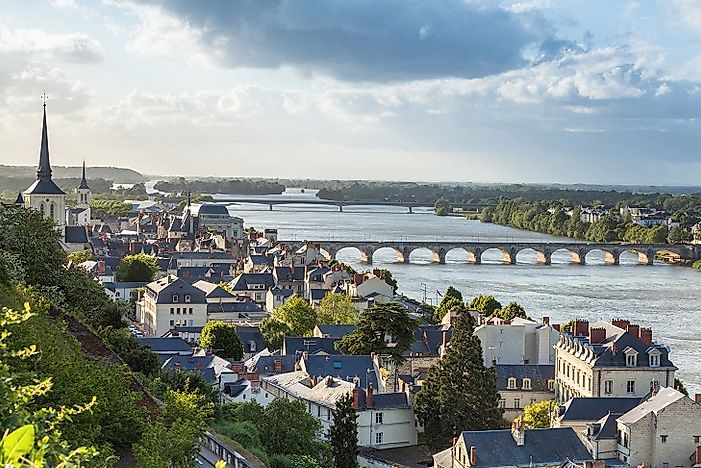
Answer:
23, 101, 66, 236
76, 160, 92, 221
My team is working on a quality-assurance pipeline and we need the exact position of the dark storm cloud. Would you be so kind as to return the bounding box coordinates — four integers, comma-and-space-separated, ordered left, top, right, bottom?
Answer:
132, 0, 548, 82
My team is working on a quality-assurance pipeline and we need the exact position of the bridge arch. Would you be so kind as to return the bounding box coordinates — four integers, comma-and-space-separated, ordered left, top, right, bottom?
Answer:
406, 247, 444, 264
515, 247, 551, 265
550, 247, 586, 265
371, 246, 408, 264
584, 248, 619, 265
333, 246, 374, 264
620, 247, 655, 265
480, 247, 516, 264
445, 247, 470, 263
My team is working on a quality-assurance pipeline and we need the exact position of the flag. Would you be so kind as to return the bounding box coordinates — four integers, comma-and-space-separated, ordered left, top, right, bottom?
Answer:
436, 289, 442, 297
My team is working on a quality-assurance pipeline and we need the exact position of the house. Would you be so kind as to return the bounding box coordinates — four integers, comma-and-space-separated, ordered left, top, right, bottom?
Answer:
138, 337, 193, 364
282, 337, 342, 357
265, 287, 294, 312
496, 364, 555, 422
302, 354, 379, 389
162, 353, 238, 389
228, 273, 276, 308
358, 445, 434, 468
313, 324, 357, 338
305, 266, 331, 300
554, 397, 643, 435
137, 274, 208, 337
220, 361, 275, 406
261, 373, 417, 449
475, 316, 560, 367
433, 422, 592, 468
554, 320, 676, 402
103, 281, 147, 302
244, 254, 273, 273
615, 387, 701, 468
236, 326, 265, 359
273, 266, 306, 295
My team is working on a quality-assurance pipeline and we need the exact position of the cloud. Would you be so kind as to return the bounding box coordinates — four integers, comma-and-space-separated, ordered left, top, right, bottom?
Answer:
117, 0, 554, 82
0, 22, 104, 63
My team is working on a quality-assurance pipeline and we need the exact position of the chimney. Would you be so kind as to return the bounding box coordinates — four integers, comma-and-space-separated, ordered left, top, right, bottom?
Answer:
696, 446, 701, 466
552, 324, 561, 332
302, 351, 309, 361
97, 260, 106, 275
589, 327, 607, 344
626, 324, 640, 339
352, 388, 360, 410
593, 460, 605, 468
442, 330, 449, 349
273, 359, 282, 373
511, 418, 525, 446
309, 376, 317, 387
542, 316, 550, 326
469, 446, 477, 466
695, 394, 701, 405
573, 319, 589, 337
611, 318, 630, 330
366, 384, 374, 409
639, 328, 652, 346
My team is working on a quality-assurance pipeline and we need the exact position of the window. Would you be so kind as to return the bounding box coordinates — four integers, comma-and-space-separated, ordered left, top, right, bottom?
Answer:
695, 436, 701, 444
548, 380, 555, 391
514, 398, 521, 409
604, 380, 613, 395
375, 412, 383, 425
649, 354, 660, 367
375, 432, 383, 445
170, 308, 174, 315
49, 203, 55, 218
660, 435, 668, 443
626, 353, 637, 367
507, 377, 517, 389
317, 406, 321, 417
499, 399, 506, 409
172, 294, 179, 303
169, 320, 174, 327
522, 378, 532, 390
626, 380, 636, 394
189, 308, 193, 315
184, 294, 191, 303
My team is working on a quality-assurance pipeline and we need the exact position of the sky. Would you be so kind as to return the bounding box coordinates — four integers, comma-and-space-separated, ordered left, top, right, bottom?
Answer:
1, 0, 701, 184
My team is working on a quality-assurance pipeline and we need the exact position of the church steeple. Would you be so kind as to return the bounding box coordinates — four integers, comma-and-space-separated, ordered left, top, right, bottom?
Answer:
78, 160, 90, 189
37, 100, 52, 182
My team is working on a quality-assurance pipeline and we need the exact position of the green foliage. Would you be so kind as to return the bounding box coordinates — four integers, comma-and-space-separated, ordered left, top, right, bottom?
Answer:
434, 197, 452, 216
91, 199, 132, 217
414, 311, 503, 450
261, 296, 317, 349
146, 368, 220, 406
102, 328, 160, 376
523, 400, 553, 428
493, 301, 529, 321
675, 378, 689, 396
434, 286, 464, 321
67, 249, 95, 264
154, 178, 285, 196
468, 295, 502, 316
200, 321, 244, 360
116, 253, 160, 282
330, 393, 359, 468
134, 390, 214, 468
317, 293, 359, 325
335, 302, 418, 364
561, 319, 575, 333
0, 303, 102, 466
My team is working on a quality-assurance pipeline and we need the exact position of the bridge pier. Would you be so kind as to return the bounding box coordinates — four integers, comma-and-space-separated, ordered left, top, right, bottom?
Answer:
269, 203, 273, 211
636, 249, 654, 265
467, 250, 481, 264
339, 205, 343, 212
604, 251, 619, 265
536, 251, 551, 265
408, 206, 413, 214
432, 250, 446, 264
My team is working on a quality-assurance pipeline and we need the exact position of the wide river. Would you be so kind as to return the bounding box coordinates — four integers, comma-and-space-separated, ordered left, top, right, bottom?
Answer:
219, 190, 701, 393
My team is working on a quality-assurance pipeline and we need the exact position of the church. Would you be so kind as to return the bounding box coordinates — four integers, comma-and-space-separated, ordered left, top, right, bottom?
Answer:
21, 104, 91, 252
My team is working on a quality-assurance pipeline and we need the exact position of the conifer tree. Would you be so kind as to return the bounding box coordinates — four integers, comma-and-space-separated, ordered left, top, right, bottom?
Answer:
330, 393, 359, 468
413, 311, 503, 450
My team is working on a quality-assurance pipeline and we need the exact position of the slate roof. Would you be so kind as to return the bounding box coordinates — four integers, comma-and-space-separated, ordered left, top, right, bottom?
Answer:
252, 354, 297, 375
283, 337, 341, 357
496, 364, 555, 392
406, 324, 451, 357
587, 412, 622, 441
24, 178, 66, 195
229, 273, 276, 291
139, 337, 192, 353
145, 275, 207, 304
269, 287, 294, 298
192, 203, 230, 216
193, 280, 235, 299
14, 192, 24, 204
309, 288, 327, 301
315, 324, 356, 338
557, 397, 643, 422
236, 327, 264, 354
372, 392, 411, 410
458, 428, 592, 467
274, 266, 305, 282
64, 225, 89, 244
248, 255, 273, 266
303, 354, 378, 389
617, 387, 686, 425
306, 266, 330, 281
206, 301, 263, 314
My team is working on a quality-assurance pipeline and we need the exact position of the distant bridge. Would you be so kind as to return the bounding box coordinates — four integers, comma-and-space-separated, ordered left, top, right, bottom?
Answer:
282, 240, 700, 265
217, 197, 493, 213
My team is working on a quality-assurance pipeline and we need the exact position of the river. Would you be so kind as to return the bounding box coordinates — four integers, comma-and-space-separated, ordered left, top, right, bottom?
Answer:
218, 189, 701, 393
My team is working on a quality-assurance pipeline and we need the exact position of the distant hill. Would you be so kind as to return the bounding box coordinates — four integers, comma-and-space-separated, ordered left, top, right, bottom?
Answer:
0, 165, 145, 184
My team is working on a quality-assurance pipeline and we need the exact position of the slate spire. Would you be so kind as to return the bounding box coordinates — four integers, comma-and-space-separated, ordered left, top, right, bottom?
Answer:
37, 100, 52, 181
78, 159, 90, 189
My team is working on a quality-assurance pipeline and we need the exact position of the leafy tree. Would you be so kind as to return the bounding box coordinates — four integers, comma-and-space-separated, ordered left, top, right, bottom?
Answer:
200, 321, 244, 360
115, 253, 160, 282
317, 293, 359, 325
434, 286, 464, 321
414, 311, 502, 450
90, 199, 132, 217
260, 316, 292, 351
434, 197, 452, 216
561, 319, 575, 333
493, 301, 528, 321
523, 400, 553, 428
67, 249, 95, 265
468, 295, 502, 316
440, 286, 463, 304
273, 296, 317, 337
134, 390, 214, 468
147, 368, 220, 406
335, 302, 418, 364
259, 399, 328, 463
675, 378, 689, 396
330, 393, 359, 468
102, 328, 160, 375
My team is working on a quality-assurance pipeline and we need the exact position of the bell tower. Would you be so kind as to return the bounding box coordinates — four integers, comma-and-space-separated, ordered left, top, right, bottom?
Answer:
76, 160, 92, 222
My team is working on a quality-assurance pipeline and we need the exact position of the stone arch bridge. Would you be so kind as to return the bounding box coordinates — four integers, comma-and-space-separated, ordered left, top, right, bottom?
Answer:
290, 240, 700, 265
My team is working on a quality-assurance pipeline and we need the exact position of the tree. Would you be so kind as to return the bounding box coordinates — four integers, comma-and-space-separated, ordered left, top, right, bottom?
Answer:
414, 311, 502, 450
273, 296, 317, 337
134, 390, 214, 468
66, 249, 94, 265
260, 317, 292, 351
493, 301, 528, 321
317, 293, 359, 325
468, 295, 502, 315
330, 393, 359, 468
259, 399, 326, 460
335, 302, 418, 364
434, 286, 465, 321
115, 253, 160, 282
434, 197, 452, 216
523, 400, 553, 428
147, 368, 220, 406
675, 378, 689, 396
103, 327, 160, 375
200, 321, 244, 360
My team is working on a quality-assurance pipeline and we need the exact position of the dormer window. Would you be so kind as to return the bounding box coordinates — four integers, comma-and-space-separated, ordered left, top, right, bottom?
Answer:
648, 349, 661, 368
522, 378, 532, 390
184, 294, 191, 303
172, 294, 179, 303
507, 377, 517, 390
548, 380, 555, 391
624, 348, 638, 367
